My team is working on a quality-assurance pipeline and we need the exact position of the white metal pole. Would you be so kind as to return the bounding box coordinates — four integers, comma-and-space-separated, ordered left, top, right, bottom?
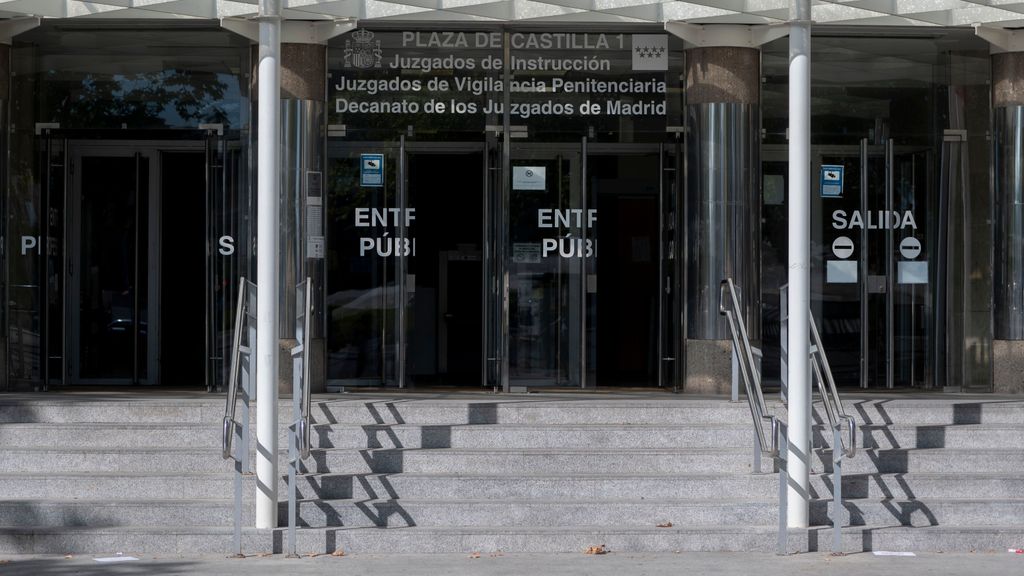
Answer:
255, 0, 282, 530
787, 0, 812, 529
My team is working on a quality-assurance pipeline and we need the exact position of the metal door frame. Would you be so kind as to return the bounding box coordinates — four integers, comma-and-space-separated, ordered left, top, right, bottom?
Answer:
506, 141, 675, 389
326, 139, 486, 389
67, 139, 205, 385
807, 140, 935, 390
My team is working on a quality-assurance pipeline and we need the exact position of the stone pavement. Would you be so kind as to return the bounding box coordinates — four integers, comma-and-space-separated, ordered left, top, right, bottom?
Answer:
1, 551, 1021, 575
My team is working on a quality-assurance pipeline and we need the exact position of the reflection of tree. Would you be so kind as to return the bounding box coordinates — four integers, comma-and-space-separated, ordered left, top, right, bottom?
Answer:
48, 69, 230, 128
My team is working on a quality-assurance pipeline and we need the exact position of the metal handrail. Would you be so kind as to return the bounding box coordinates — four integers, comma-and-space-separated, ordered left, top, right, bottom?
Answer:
222, 276, 248, 461
220, 276, 251, 558
719, 278, 779, 458
299, 279, 313, 460
809, 315, 857, 459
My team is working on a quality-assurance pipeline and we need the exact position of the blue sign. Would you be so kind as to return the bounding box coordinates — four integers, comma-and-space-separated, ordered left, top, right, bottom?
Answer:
820, 164, 844, 198
360, 153, 384, 187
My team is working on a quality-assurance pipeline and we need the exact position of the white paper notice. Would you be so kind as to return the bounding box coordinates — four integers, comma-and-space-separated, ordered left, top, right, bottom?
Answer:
95, 556, 140, 563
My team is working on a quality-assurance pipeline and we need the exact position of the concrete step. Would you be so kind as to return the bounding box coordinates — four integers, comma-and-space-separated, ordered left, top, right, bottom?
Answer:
1, 523, 1018, 555
307, 400, 759, 426
302, 422, 1024, 451
0, 423, 220, 448
0, 448, 228, 473
1, 421, 1018, 453
309, 423, 762, 450
0, 499, 237, 528
287, 472, 778, 501
299, 448, 757, 475
0, 525, 244, 555
836, 399, 1024, 426
2, 397, 1020, 426
281, 495, 1024, 531
285, 471, 1024, 502
828, 498, 1024, 528
815, 448, 1024, 474
0, 398, 757, 426
0, 473, 236, 500
821, 424, 1024, 450
812, 472, 1024, 500
284, 498, 782, 529
295, 523, 1024, 555
4, 470, 1022, 503
0, 400, 223, 424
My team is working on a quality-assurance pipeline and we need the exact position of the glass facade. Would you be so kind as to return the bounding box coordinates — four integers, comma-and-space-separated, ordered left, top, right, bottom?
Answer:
761, 29, 993, 390
325, 26, 686, 389
5, 23, 250, 389
0, 21, 1006, 393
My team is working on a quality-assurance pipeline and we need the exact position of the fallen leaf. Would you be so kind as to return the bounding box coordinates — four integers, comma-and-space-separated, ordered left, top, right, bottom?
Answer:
656, 522, 673, 528
306, 553, 321, 558
257, 553, 271, 558
468, 552, 481, 559
331, 548, 346, 557
64, 555, 73, 559
584, 545, 608, 555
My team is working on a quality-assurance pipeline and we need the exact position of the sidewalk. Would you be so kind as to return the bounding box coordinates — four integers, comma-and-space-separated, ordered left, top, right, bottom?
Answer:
1, 551, 1020, 576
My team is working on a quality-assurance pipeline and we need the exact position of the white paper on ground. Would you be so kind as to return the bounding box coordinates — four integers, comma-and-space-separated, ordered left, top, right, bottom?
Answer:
94, 556, 140, 563
872, 551, 916, 557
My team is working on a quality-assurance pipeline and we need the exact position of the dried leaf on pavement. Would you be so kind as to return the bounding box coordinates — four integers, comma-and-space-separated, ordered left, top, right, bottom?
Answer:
656, 522, 673, 528
469, 552, 481, 559
584, 545, 608, 555
331, 548, 346, 557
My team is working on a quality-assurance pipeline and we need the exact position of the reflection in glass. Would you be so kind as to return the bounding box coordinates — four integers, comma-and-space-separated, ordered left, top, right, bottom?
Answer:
326, 149, 398, 384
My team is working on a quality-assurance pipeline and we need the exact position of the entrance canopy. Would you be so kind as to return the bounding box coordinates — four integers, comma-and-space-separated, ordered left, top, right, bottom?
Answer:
2, 0, 1024, 27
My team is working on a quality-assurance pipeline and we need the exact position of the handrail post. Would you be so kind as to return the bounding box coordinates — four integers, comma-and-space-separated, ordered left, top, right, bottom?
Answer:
722, 277, 789, 554
287, 277, 314, 557
777, 423, 788, 555
222, 276, 250, 558
832, 425, 844, 554
732, 347, 740, 403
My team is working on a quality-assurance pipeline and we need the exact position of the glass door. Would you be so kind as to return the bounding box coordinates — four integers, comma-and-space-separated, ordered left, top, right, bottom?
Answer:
32, 131, 67, 390
68, 145, 157, 384
502, 140, 678, 389
403, 145, 486, 387
507, 143, 588, 388
326, 141, 402, 387
814, 139, 936, 389
589, 144, 672, 387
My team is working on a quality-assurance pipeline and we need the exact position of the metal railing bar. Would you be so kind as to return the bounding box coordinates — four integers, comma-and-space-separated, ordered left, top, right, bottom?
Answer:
222, 276, 248, 461
720, 279, 778, 458
288, 277, 315, 557
220, 275, 250, 558
720, 278, 786, 554
301, 279, 313, 460
809, 313, 857, 459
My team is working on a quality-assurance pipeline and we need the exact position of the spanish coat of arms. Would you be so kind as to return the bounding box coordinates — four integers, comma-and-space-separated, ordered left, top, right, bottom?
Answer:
344, 29, 382, 69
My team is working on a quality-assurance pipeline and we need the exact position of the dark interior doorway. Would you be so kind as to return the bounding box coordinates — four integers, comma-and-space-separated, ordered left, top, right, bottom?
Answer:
160, 151, 206, 386
594, 154, 660, 386
406, 150, 483, 386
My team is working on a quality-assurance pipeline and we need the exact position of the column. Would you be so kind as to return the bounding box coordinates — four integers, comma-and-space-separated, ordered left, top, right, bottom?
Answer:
224, 14, 353, 529
666, 23, 786, 394
249, 34, 331, 389
992, 51, 1024, 393
278, 43, 327, 393
683, 45, 760, 394
978, 27, 1024, 394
